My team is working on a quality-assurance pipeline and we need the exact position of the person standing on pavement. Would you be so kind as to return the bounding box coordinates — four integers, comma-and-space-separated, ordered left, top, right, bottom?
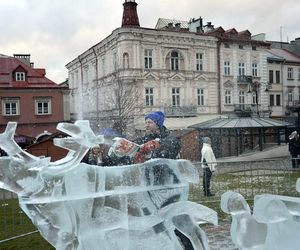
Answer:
288, 131, 300, 168
201, 137, 217, 196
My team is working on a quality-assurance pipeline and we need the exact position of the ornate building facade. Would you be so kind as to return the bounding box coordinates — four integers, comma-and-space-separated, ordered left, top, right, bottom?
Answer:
66, 0, 271, 135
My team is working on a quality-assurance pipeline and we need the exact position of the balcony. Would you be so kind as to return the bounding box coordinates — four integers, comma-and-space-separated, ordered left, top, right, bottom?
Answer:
286, 101, 300, 111
164, 106, 197, 117
237, 75, 252, 85
234, 104, 261, 117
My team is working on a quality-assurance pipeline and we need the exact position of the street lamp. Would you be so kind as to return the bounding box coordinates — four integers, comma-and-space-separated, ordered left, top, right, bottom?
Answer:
248, 82, 269, 117
248, 81, 260, 116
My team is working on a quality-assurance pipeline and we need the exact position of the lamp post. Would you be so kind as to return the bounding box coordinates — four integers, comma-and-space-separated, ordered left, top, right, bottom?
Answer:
248, 82, 260, 116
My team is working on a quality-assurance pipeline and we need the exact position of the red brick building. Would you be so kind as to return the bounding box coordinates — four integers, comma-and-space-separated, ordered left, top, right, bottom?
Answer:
0, 54, 70, 146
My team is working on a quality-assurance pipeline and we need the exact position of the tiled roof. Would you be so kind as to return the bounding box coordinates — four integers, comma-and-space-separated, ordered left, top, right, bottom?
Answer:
189, 117, 291, 129
267, 48, 300, 63
0, 54, 65, 88
155, 18, 189, 29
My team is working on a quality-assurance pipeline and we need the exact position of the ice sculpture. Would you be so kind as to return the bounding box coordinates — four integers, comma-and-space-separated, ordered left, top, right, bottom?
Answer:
0, 121, 217, 250
221, 180, 300, 250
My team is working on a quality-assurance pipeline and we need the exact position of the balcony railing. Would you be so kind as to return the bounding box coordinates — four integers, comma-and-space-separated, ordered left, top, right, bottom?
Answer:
164, 106, 197, 117
286, 101, 300, 110
237, 75, 252, 84
234, 104, 261, 116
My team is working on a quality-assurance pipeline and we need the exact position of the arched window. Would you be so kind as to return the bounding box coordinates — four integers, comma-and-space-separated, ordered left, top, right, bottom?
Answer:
170, 51, 179, 70
123, 53, 129, 69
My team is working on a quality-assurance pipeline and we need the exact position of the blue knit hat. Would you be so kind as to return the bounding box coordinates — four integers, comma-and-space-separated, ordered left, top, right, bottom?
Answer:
145, 111, 165, 127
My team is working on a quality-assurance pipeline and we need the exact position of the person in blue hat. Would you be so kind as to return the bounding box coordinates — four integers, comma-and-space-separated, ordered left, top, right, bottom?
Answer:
134, 111, 195, 249
133, 111, 181, 163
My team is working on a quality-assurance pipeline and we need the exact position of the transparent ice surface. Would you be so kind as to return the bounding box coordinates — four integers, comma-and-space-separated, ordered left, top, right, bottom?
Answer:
221, 191, 267, 250
0, 121, 217, 250
221, 182, 300, 250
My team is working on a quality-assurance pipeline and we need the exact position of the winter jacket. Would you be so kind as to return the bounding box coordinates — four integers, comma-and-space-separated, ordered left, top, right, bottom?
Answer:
201, 143, 217, 172
135, 126, 181, 160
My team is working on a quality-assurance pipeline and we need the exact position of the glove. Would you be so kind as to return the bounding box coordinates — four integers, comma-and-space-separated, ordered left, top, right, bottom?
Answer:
139, 140, 160, 154
133, 151, 147, 164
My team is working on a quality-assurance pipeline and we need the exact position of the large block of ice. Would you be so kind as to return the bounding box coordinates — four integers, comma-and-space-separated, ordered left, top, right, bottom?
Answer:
0, 121, 217, 250
221, 179, 300, 250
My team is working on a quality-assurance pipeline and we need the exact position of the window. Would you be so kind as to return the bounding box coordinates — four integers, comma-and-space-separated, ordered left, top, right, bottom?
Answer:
224, 61, 231, 75
145, 88, 154, 106
144, 49, 153, 69
239, 45, 244, 49
269, 94, 281, 106
298, 68, 300, 80
35, 98, 51, 115
252, 46, 257, 51
238, 63, 245, 76
172, 88, 180, 107
224, 43, 230, 48
276, 94, 281, 106
239, 91, 245, 109
269, 95, 274, 106
15, 72, 25, 81
170, 51, 179, 71
252, 92, 257, 104
197, 88, 204, 106
122, 53, 129, 69
275, 70, 280, 83
288, 88, 293, 102
225, 90, 232, 104
2, 98, 20, 116
196, 53, 203, 71
269, 70, 274, 83
252, 63, 258, 77
288, 67, 293, 79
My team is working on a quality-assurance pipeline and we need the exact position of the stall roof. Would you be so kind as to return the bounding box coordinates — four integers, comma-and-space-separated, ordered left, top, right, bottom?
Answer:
134, 115, 222, 130
188, 117, 291, 129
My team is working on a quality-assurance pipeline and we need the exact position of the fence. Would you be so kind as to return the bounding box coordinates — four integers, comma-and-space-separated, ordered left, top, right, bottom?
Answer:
1, 157, 299, 245
189, 157, 300, 203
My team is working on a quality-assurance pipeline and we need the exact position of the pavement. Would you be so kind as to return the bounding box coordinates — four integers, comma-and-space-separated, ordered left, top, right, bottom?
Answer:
218, 143, 289, 162
204, 219, 237, 250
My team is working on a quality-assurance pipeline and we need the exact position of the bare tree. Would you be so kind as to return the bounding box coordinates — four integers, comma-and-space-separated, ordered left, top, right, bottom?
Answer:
109, 71, 141, 136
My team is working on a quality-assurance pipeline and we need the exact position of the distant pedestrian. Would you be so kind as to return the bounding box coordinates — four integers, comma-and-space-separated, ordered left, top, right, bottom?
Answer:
201, 137, 217, 196
83, 145, 105, 166
288, 131, 300, 168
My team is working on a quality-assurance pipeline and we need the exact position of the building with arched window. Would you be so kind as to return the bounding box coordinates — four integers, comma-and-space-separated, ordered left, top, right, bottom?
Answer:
65, 0, 270, 137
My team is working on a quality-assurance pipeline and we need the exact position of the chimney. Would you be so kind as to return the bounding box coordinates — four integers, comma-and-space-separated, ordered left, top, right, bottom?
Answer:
13, 54, 31, 67
175, 23, 181, 30
168, 23, 173, 29
188, 17, 203, 33
121, 0, 140, 27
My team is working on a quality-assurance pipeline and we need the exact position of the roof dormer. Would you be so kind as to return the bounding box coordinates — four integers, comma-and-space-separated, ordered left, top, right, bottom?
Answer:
13, 65, 27, 81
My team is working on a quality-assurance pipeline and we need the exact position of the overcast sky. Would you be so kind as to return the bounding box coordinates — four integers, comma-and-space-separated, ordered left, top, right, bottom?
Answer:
1, 0, 299, 84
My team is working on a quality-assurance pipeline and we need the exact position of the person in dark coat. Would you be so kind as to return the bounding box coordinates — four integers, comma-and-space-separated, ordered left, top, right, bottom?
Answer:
133, 111, 181, 163
133, 111, 193, 250
288, 131, 300, 168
